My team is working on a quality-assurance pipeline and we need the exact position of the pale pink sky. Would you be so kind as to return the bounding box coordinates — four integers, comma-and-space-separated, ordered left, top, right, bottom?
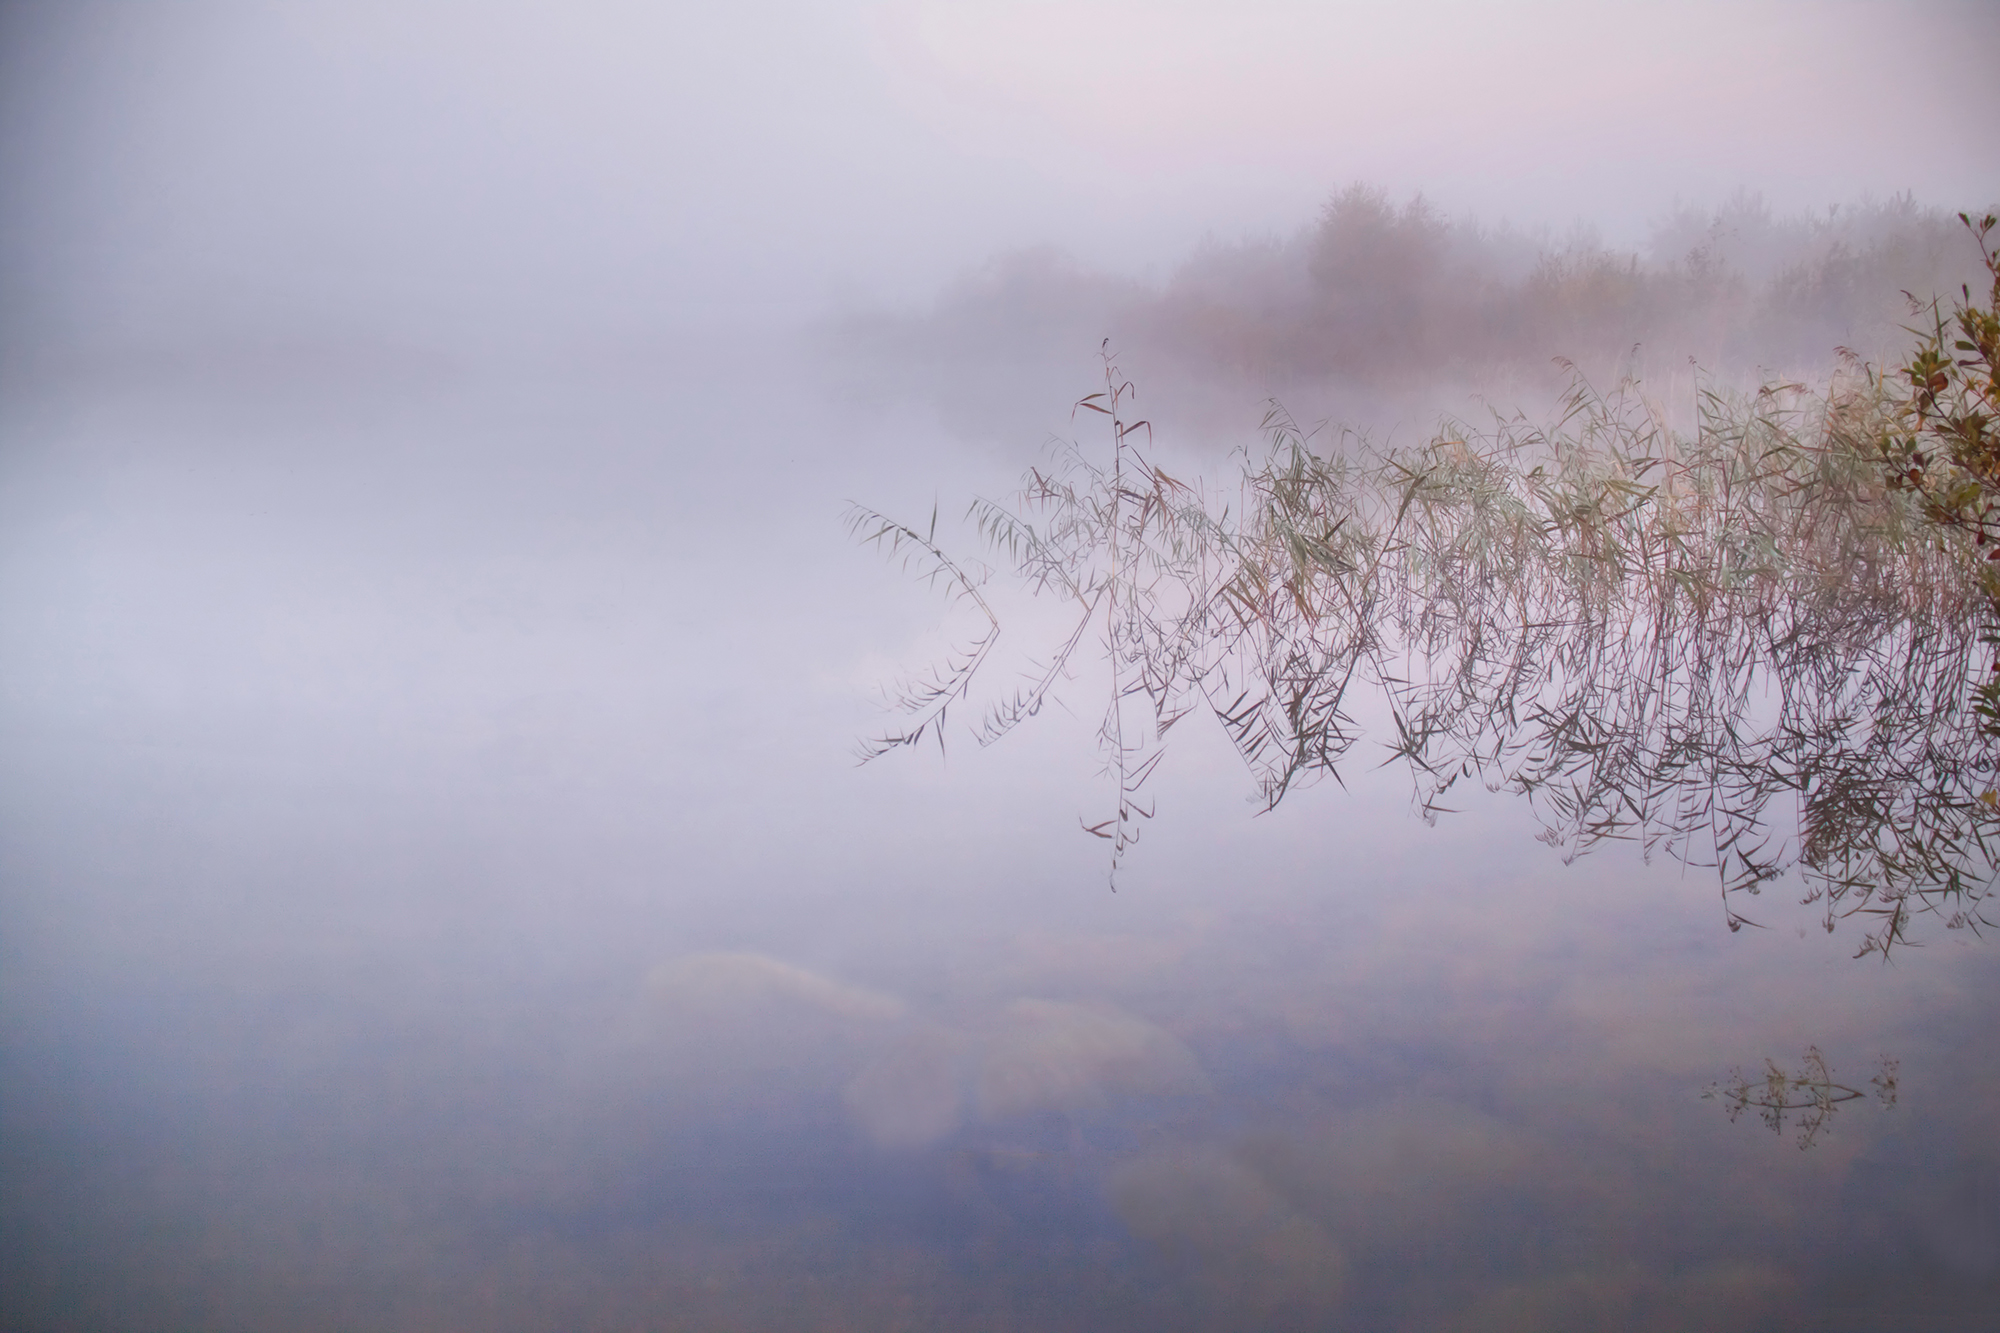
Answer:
6, 0, 1996, 340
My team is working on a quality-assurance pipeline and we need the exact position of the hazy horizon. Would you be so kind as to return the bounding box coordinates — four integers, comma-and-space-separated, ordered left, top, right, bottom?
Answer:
5, 4, 1998, 1329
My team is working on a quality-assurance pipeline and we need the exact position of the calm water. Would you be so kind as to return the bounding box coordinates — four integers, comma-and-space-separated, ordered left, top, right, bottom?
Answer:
3, 346, 1997, 1332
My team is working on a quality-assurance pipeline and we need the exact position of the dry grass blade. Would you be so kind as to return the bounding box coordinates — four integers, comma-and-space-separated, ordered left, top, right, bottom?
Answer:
843, 502, 1002, 760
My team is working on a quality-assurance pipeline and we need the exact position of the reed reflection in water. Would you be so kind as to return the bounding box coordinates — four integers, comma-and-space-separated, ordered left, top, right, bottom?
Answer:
8, 3, 2000, 1326
4, 355, 1997, 1332
856, 355, 2000, 957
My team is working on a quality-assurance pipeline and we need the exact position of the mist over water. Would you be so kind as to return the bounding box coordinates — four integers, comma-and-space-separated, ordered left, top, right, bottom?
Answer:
4, 4, 2000, 1330
834, 188, 1996, 450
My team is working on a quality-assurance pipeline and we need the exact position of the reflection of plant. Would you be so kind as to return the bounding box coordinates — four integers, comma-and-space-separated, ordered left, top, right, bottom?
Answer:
1703, 1047, 1898, 1150
1360, 376, 1998, 957
843, 502, 1002, 761
857, 291, 2000, 950
853, 344, 1208, 879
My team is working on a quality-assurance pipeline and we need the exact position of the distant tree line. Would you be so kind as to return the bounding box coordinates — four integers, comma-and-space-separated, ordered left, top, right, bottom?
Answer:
846, 188, 1993, 407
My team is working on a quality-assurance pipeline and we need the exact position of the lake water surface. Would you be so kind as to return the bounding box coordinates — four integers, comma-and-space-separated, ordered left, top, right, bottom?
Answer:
3, 337, 1996, 1332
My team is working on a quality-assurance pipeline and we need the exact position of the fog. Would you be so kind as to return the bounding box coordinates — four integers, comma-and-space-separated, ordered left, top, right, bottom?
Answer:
4, 3, 1999, 1330
838, 188, 1997, 445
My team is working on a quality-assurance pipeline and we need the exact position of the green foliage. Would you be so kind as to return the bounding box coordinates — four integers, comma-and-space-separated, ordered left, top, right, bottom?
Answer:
1877, 213, 2000, 543
1870, 213, 2000, 728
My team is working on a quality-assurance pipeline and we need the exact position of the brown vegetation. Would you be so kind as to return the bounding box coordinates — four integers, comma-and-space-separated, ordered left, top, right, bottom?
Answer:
841, 189, 1993, 426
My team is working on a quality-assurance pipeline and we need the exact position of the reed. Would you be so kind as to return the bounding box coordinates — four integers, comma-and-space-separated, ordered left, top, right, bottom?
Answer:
853, 222, 2000, 958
